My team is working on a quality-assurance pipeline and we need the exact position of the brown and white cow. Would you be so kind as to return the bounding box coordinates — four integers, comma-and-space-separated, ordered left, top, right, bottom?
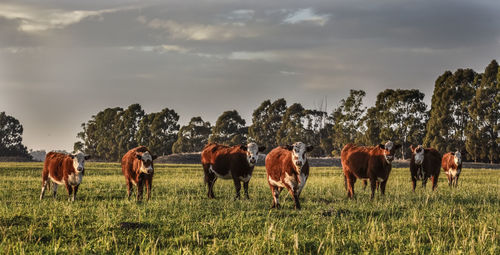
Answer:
341, 141, 401, 199
442, 151, 462, 188
265, 142, 313, 209
409, 145, 441, 191
40, 151, 91, 201
201, 142, 265, 199
121, 146, 157, 201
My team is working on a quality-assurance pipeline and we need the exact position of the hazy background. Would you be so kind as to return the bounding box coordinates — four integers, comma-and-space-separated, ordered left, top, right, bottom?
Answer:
1, 0, 499, 151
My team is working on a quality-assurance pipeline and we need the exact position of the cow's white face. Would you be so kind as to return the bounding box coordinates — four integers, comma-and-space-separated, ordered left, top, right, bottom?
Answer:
71, 152, 90, 172
380, 141, 400, 164
287, 142, 313, 172
453, 151, 462, 165
244, 142, 265, 167
414, 145, 424, 165
137, 151, 154, 174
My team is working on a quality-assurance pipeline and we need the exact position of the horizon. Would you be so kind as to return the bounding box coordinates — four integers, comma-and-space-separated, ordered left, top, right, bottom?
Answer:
1, 0, 499, 152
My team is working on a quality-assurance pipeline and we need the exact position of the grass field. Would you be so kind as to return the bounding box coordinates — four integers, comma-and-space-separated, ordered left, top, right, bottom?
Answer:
0, 162, 498, 254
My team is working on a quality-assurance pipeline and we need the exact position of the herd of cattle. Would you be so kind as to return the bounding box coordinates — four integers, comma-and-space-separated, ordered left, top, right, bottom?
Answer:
39, 141, 463, 209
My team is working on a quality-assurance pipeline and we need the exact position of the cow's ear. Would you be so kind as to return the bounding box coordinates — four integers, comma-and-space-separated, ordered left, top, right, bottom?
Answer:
285, 145, 293, 151
84, 155, 91, 160
258, 146, 266, 152
378, 144, 385, 149
239, 145, 248, 151
152, 155, 158, 160
450, 152, 455, 156
136, 154, 142, 160
306, 145, 314, 152
394, 144, 402, 150
410, 145, 415, 152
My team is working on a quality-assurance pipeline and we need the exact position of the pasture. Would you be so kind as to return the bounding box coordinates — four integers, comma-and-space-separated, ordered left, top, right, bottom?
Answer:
0, 162, 498, 254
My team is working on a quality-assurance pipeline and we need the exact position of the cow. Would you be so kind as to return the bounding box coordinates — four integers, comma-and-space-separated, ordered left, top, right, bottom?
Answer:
442, 151, 462, 188
409, 145, 441, 191
201, 142, 265, 199
121, 146, 157, 201
265, 142, 313, 210
40, 151, 91, 201
341, 141, 401, 199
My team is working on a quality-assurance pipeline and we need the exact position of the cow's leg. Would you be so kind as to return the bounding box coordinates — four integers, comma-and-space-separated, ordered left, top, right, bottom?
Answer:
270, 185, 282, 209
370, 178, 377, 199
243, 181, 250, 199
233, 178, 241, 200
454, 175, 459, 188
203, 165, 217, 198
126, 180, 133, 200
380, 179, 388, 196
65, 183, 73, 201
52, 183, 58, 199
292, 189, 301, 210
447, 174, 452, 187
362, 180, 368, 190
204, 165, 217, 198
40, 178, 49, 200
145, 177, 152, 201
422, 177, 428, 189
431, 175, 438, 191
136, 178, 144, 202
72, 185, 79, 201
411, 176, 417, 192
345, 173, 356, 198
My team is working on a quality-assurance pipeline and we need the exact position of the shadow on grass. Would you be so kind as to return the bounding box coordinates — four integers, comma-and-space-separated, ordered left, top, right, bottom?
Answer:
119, 222, 154, 230
0, 215, 31, 226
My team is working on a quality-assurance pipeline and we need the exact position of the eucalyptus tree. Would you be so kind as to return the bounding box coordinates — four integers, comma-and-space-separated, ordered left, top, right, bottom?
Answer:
248, 98, 287, 153
172, 116, 212, 153
209, 110, 247, 146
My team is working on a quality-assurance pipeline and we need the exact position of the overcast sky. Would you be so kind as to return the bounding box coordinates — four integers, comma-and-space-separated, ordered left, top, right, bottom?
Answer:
1, 0, 499, 152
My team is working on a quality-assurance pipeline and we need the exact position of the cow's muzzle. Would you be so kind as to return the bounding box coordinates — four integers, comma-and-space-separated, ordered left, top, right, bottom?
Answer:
250, 158, 256, 164
77, 167, 83, 172
295, 161, 302, 167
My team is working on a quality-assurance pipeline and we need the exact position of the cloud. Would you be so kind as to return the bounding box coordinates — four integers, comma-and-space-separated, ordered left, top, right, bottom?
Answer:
0, 3, 135, 32
283, 8, 330, 26
226, 9, 255, 22
146, 18, 257, 41
228, 51, 279, 61
121, 44, 190, 54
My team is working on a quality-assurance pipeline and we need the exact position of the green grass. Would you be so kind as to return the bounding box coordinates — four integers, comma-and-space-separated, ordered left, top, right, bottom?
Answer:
0, 162, 498, 254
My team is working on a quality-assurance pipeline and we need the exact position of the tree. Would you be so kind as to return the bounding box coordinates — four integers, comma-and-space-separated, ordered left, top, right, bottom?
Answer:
0, 112, 30, 158
370, 89, 428, 159
466, 60, 499, 163
136, 108, 180, 156
77, 107, 123, 161
358, 106, 382, 147
330, 90, 366, 155
209, 110, 247, 145
172, 117, 212, 153
424, 69, 478, 153
248, 98, 287, 152
276, 103, 306, 146
116, 104, 145, 157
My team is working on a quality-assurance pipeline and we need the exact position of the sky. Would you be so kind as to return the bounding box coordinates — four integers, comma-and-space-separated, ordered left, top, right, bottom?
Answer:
1, 0, 499, 152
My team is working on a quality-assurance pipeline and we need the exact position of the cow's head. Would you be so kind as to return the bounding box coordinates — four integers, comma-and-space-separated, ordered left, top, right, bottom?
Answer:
136, 151, 157, 174
285, 142, 313, 172
378, 141, 401, 164
451, 151, 462, 165
70, 152, 90, 172
410, 145, 425, 165
241, 142, 265, 167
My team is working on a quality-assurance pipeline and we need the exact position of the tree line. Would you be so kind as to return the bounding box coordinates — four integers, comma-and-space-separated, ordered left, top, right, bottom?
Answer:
1, 60, 498, 163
